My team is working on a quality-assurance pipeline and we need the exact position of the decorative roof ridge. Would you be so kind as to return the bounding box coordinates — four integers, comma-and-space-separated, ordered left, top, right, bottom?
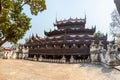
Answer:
56, 17, 85, 22
29, 34, 42, 42
54, 17, 86, 26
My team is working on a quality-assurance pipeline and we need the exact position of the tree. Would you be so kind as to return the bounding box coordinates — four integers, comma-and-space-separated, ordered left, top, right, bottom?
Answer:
0, 46, 4, 52
0, 0, 46, 46
114, 0, 120, 15
110, 9, 120, 38
95, 31, 104, 37
116, 38, 120, 44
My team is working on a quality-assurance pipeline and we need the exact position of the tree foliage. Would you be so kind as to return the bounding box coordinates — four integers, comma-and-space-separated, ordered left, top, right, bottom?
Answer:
95, 31, 104, 37
0, 0, 46, 46
0, 46, 4, 52
116, 38, 120, 44
110, 9, 120, 38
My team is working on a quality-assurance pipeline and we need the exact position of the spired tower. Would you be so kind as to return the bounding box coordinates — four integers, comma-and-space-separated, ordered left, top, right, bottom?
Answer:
24, 17, 109, 63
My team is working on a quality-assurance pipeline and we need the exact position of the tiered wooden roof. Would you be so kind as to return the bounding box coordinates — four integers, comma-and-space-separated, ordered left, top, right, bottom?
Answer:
44, 27, 96, 36
24, 17, 110, 55
54, 17, 86, 27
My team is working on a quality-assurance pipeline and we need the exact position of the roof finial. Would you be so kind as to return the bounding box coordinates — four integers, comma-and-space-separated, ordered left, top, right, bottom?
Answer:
94, 25, 96, 30
32, 33, 34, 37
32, 33, 34, 39
55, 12, 57, 22
106, 33, 108, 37
36, 33, 38, 37
84, 9, 86, 23
85, 14, 86, 20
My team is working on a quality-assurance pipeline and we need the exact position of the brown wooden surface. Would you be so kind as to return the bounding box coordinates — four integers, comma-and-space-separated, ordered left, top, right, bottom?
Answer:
29, 48, 90, 55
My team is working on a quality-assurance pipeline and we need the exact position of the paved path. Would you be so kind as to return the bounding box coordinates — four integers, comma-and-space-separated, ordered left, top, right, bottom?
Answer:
0, 59, 120, 80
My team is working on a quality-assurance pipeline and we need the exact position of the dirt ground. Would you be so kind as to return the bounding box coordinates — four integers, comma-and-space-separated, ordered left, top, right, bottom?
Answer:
0, 59, 120, 80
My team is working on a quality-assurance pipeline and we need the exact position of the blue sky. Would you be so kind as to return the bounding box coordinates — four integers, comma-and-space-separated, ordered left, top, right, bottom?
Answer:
4, 0, 116, 46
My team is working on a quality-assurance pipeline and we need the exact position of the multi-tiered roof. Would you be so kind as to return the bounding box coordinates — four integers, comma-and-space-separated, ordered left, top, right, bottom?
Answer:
24, 17, 108, 56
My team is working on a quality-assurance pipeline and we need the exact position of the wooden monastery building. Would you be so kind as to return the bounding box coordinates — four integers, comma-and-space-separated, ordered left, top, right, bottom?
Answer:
23, 17, 112, 63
